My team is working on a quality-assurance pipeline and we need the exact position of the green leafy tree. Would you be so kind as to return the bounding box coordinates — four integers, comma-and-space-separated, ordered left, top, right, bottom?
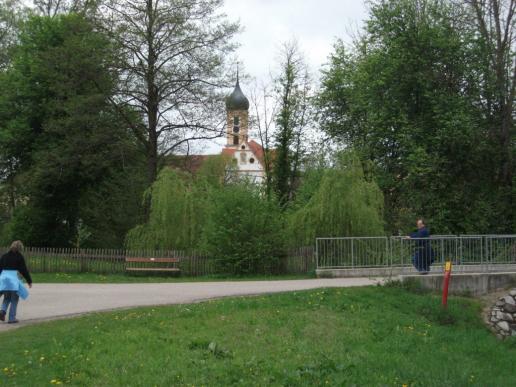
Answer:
317, 0, 507, 234
466, 0, 516, 229
0, 14, 146, 247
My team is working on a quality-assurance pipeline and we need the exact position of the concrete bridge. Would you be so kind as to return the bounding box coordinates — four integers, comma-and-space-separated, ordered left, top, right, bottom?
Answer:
315, 235, 516, 295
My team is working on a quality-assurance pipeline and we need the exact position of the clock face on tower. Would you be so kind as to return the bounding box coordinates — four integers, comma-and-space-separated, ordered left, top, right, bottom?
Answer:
233, 126, 240, 133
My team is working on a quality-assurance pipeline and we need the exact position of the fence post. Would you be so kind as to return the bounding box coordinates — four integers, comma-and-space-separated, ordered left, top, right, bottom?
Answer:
351, 238, 354, 268
315, 239, 319, 269
480, 236, 484, 272
43, 248, 47, 273
385, 237, 392, 267
80, 248, 87, 273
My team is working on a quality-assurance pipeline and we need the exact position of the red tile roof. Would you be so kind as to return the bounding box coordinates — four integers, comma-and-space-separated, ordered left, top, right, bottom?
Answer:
221, 148, 236, 157
166, 140, 273, 175
247, 140, 264, 165
167, 154, 212, 174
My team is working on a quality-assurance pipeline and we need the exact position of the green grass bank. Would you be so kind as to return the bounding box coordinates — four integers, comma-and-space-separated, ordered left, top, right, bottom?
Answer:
1, 286, 514, 386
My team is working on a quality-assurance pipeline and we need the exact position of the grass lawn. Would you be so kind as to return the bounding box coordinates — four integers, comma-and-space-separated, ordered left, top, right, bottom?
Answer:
31, 272, 315, 283
1, 285, 515, 386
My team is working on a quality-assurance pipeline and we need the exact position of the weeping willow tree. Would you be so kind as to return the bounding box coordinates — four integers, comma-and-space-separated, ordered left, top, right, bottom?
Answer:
125, 155, 232, 250
125, 168, 208, 250
286, 151, 384, 245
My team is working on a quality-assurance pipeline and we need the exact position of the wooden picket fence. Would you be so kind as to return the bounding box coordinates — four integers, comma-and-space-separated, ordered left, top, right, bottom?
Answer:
1, 246, 315, 276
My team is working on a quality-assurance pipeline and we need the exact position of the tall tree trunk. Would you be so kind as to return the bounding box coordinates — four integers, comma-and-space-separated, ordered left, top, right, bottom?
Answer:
145, 0, 158, 183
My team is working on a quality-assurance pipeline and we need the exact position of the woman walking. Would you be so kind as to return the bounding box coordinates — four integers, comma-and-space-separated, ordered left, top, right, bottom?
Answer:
0, 241, 32, 324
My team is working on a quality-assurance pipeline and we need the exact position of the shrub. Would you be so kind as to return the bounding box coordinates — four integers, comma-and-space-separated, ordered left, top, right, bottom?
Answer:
202, 182, 285, 275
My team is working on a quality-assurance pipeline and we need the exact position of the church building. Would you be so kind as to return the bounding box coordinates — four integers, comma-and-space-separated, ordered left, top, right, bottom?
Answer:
221, 76, 266, 183
167, 75, 267, 182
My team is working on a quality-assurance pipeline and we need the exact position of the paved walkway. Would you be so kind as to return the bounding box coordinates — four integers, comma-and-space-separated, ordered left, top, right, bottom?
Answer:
0, 278, 380, 332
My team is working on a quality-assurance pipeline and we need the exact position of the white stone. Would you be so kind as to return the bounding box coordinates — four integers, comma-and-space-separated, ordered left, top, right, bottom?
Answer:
503, 313, 514, 321
497, 321, 510, 332
509, 289, 516, 297
496, 311, 504, 320
502, 296, 516, 305
491, 317, 498, 323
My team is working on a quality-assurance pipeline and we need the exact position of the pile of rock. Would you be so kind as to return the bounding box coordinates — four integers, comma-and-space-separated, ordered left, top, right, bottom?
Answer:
488, 289, 516, 339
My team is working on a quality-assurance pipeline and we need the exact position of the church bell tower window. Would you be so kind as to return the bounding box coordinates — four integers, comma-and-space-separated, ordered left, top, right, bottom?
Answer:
233, 116, 240, 133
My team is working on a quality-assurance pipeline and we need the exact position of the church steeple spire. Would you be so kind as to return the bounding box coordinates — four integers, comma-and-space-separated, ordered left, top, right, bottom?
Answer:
225, 66, 249, 146
226, 67, 249, 111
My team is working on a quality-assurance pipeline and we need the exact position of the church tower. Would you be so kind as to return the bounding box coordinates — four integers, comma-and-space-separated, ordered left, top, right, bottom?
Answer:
225, 73, 249, 147
222, 71, 265, 184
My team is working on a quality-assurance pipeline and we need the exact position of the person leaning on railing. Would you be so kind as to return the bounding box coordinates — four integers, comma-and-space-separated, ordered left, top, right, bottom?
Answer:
0, 241, 32, 324
407, 218, 435, 275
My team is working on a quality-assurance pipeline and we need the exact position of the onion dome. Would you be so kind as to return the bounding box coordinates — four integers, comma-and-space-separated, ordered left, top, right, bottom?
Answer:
226, 77, 249, 111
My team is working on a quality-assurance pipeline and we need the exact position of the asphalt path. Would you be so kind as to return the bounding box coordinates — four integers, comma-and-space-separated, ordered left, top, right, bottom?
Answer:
0, 278, 381, 332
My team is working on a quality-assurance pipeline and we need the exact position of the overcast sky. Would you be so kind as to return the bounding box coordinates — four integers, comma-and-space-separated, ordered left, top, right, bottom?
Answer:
222, 0, 368, 82
198, 0, 368, 154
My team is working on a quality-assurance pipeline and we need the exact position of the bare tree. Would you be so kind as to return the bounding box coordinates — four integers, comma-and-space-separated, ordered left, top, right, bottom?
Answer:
250, 81, 277, 196
273, 40, 314, 206
32, 0, 99, 17
96, 0, 239, 183
0, 0, 24, 69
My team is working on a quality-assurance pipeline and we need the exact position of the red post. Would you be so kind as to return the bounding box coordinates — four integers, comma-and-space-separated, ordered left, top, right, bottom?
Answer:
442, 261, 452, 308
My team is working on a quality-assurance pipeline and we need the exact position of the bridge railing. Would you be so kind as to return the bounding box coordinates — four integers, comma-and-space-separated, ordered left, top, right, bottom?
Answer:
486, 235, 516, 266
316, 237, 390, 269
316, 235, 516, 271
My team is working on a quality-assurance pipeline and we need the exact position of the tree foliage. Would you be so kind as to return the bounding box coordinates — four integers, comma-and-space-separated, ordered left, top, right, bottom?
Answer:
0, 14, 146, 247
286, 151, 384, 246
202, 183, 285, 275
317, 0, 515, 234
125, 168, 209, 250
126, 159, 284, 275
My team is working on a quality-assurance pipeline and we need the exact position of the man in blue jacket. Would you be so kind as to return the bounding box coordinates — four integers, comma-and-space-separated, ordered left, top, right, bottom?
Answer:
408, 219, 435, 274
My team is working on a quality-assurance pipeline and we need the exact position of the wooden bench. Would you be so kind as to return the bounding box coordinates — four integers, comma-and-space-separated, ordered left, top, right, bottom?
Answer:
125, 257, 180, 273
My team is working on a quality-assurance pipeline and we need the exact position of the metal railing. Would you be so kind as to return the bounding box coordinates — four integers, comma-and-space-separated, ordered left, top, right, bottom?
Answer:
316, 235, 516, 272
316, 237, 390, 269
